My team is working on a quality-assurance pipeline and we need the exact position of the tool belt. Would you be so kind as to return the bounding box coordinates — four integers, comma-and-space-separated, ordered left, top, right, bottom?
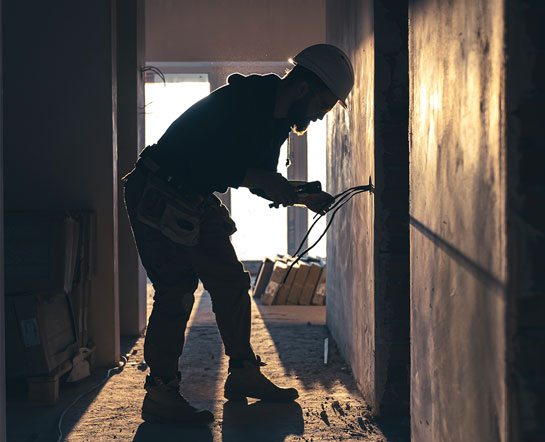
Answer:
132, 150, 203, 246
137, 171, 202, 246
132, 147, 236, 245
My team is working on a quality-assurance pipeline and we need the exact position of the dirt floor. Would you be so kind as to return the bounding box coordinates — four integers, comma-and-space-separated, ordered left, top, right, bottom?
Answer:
7, 284, 409, 442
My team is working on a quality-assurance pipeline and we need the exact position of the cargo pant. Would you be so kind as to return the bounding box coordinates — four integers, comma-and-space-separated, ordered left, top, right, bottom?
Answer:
123, 165, 255, 381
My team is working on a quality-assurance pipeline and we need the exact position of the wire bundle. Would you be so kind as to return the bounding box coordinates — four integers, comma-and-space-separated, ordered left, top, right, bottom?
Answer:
283, 183, 374, 283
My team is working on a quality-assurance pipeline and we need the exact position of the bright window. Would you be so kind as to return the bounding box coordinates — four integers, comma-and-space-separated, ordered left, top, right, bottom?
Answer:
230, 142, 289, 260
145, 73, 210, 146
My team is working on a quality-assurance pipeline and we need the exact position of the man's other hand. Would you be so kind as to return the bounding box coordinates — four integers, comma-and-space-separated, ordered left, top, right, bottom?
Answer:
299, 191, 335, 215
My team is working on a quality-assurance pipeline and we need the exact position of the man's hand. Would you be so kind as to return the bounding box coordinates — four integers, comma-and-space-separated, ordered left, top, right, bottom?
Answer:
242, 169, 298, 206
298, 191, 335, 215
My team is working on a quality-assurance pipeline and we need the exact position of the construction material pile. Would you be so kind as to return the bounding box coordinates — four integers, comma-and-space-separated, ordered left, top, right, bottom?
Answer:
252, 256, 326, 306
4, 211, 96, 404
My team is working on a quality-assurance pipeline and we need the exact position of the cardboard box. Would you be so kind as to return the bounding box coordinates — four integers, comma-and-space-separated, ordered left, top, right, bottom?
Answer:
252, 257, 274, 298
298, 264, 323, 305
6, 292, 79, 377
5, 212, 80, 294
311, 265, 327, 305
69, 211, 96, 347
274, 262, 300, 305
286, 261, 311, 305
261, 261, 288, 305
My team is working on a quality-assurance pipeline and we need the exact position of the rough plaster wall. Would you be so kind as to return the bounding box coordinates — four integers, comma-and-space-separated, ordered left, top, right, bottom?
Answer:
117, 0, 147, 336
409, 0, 506, 441
505, 1, 545, 440
146, 0, 325, 62
326, 0, 377, 409
3, 0, 120, 365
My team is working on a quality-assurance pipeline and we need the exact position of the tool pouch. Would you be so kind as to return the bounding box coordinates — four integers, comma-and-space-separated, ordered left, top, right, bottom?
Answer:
137, 176, 201, 246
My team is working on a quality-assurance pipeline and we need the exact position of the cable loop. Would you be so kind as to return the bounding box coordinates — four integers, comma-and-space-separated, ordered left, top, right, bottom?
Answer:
283, 183, 373, 284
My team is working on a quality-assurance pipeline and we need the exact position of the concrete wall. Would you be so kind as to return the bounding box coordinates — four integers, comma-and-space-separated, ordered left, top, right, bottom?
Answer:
505, 1, 545, 440
326, 0, 377, 410
146, 0, 325, 62
326, 0, 410, 419
409, 0, 507, 441
373, 0, 410, 416
117, 0, 147, 336
3, 0, 120, 366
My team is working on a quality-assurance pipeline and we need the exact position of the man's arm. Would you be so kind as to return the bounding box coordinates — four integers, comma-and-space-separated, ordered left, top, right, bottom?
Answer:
241, 168, 298, 206
242, 168, 334, 214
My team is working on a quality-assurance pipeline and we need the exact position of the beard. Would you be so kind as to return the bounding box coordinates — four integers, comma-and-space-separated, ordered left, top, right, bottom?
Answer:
287, 92, 314, 135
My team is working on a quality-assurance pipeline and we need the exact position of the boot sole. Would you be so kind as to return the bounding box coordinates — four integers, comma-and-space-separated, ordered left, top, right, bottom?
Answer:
142, 410, 214, 427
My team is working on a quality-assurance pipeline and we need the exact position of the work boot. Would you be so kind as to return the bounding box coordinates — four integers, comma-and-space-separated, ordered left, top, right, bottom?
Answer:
224, 356, 299, 402
141, 375, 214, 426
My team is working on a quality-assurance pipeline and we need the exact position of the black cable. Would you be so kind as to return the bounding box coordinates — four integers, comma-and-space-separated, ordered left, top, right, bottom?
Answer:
292, 186, 362, 257
311, 184, 371, 220
141, 66, 166, 86
282, 185, 372, 283
292, 185, 372, 258
298, 189, 366, 259
291, 212, 326, 258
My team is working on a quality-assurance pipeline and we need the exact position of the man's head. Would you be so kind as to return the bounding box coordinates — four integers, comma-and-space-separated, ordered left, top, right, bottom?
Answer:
282, 44, 355, 134
283, 65, 339, 134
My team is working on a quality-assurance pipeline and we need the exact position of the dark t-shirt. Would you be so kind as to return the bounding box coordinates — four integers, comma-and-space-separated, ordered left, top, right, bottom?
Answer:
144, 73, 291, 195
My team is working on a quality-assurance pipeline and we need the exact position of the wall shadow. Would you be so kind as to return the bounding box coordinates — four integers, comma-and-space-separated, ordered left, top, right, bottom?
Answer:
409, 216, 505, 290
253, 304, 361, 396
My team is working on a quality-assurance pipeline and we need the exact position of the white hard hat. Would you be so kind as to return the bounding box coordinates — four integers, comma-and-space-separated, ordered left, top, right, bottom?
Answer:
291, 44, 354, 108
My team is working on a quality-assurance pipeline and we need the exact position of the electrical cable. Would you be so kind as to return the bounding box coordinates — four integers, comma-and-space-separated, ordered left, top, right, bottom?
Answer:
55, 356, 128, 442
141, 66, 166, 86
292, 184, 372, 258
283, 184, 373, 283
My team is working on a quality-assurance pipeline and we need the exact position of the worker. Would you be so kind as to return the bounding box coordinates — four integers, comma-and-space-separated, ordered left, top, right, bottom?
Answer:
123, 44, 354, 426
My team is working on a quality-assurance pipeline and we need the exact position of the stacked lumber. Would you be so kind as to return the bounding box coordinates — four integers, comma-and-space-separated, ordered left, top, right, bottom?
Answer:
253, 255, 326, 306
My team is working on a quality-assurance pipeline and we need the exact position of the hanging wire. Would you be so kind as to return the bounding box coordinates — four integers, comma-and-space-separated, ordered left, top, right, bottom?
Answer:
141, 65, 166, 86
282, 183, 374, 283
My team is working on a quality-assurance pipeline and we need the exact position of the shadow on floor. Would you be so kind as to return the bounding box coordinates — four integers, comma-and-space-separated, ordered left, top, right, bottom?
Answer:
222, 400, 304, 442
178, 290, 225, 410
6, 335, 142, 442
131, 400, 304, 442
254, 307, 361, 396
132, 422, 214, 442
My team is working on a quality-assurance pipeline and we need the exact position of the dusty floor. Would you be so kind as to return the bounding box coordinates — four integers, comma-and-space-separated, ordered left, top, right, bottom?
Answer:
7, 284, 408, 442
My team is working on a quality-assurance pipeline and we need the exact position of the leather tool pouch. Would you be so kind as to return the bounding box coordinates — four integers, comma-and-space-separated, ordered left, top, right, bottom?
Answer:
137, 177, 201, 246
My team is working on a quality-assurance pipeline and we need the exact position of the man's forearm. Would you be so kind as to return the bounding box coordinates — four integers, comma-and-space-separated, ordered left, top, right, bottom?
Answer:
240, 168, 298, 206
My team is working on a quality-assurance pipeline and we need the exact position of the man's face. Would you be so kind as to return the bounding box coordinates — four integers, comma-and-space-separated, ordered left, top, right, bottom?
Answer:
288, 85, 339, 135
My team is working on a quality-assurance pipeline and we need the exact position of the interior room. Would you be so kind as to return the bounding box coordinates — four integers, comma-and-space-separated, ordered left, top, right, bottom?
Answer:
1, 0, 543, 441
